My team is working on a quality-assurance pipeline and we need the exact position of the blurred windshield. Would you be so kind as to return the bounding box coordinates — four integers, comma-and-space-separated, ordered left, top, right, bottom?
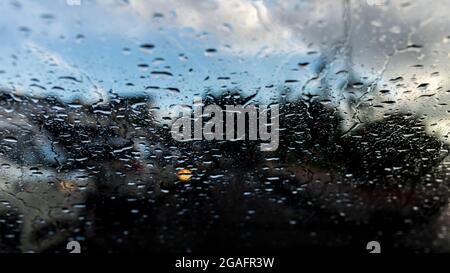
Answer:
0, 0, 450, 253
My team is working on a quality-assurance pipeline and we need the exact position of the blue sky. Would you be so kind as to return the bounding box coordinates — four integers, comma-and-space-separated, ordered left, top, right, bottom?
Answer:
0, 0, 329, 108
2, 0, 450, 140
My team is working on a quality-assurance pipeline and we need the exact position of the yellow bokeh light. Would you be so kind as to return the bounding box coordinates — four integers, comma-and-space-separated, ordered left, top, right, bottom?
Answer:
177, 168, 193, 182
59, 181, 77, 193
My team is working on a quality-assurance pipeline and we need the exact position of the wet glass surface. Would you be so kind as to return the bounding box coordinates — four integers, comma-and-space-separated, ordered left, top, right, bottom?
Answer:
0, 0, 450, 253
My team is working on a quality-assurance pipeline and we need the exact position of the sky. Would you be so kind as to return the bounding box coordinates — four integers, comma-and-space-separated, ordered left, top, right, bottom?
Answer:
2, 0, 450, 140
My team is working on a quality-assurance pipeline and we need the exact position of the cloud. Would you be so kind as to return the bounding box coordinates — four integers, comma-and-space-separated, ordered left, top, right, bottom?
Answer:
96, 0, 338, 54
3, 0, 450, 142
